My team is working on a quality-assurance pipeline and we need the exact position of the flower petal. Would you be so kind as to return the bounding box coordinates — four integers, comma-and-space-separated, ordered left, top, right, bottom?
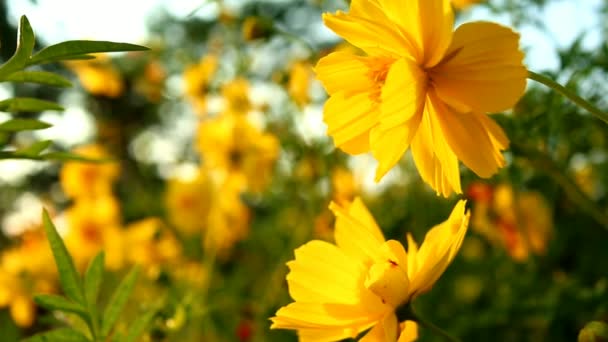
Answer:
410, 96, 462, 197
429, 90, 509, 178
431, 21, 527, 113
371, 58, 426, 180
360, 313, 399, 342
323, 91, 377, 155
315, 52, 372, 96
331, 197, 385, 263
378, 0, 453, 67
323, 11, 415, 58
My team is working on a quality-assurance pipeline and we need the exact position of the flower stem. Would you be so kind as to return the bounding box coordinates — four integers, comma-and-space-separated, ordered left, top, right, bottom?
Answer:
528, 71, 608, 125
396, 304, 461, 342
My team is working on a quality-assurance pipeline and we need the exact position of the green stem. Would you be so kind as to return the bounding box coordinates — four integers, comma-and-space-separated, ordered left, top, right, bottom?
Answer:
528, 71, 608, 125
396, 304, 461, 342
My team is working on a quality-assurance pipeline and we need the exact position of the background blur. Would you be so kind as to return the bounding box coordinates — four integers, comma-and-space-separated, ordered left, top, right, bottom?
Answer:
0, 0, 607, 341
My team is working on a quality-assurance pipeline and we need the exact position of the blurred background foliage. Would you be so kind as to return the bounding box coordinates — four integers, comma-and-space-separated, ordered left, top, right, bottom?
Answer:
0, 0, 607, 341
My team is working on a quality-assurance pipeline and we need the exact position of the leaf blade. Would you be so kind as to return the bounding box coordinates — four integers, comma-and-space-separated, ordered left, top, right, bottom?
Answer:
30, 41, 148, 65
83, 252, 105, 306
21, 328, 91, 342
100, 266, 140, 338
124, 308, 157, 342
0, 118, 51, 131
34, 294, 88, 317
0, 15, 35, 79
4, 70, 73, 87
0, 97, 64, 112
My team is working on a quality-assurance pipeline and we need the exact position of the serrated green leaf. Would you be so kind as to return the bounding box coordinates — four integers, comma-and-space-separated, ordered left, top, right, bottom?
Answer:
29, 41, 148, 65
0, 118, 51, 131
0, 97, 64, 112
4, 70, 72, 87
101, 267, 140, 338
123, 308, 157, 342
0, 16, 35, 79
34, 294, 88, 318
16, 140, 52, 156
83, 252, 104, 306
42, 210, 85, 305
21, 328, 90, 342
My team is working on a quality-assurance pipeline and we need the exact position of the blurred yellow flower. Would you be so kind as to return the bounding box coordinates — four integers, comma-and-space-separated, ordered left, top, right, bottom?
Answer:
316, 0, 526, 197
60, 144, 119, 199
468, 183, 553, 261
451, 0, 483, 9
271, 197, 469, 340
331, 166, 359, 205
68, 54, 124, 97
64, 196, 124, 271
124, 218, 181, 278
222, 78, 252, 115
135, 59, 166, 102
184, 55, 218, 116
288, 61, 314, 107
165, 170, 213, 235
196, 114, 279, 193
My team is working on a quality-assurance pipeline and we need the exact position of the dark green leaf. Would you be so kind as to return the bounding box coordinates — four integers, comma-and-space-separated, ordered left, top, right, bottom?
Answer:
29, 41, 148, 65
83, 252, 104, 306
101, 267, 140, 338
34, 294, 88, 317
16, 140, 52, 157
0, 16, 35, 79
21, 328, 90, 342
124, 308, 157, 342
42, 210, 85, 305
4, 71, 72, 87
0, 119, 51, 131
0, 97, 64, 112
40, 151, 113, 163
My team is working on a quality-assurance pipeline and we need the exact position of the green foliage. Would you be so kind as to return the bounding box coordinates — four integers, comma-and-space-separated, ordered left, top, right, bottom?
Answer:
24, 211, 157, 342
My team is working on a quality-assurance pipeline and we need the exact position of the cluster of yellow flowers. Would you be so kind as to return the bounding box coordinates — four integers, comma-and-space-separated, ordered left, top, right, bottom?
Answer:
171, 59, 280, 256
272, 0, 528, 340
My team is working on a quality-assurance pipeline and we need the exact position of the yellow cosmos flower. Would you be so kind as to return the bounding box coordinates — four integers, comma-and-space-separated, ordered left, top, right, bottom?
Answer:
288, 61, 314, 107
64, 196, 124, 271
221, 78, 252, 115
331, 166, 360, 205
196, 114, 279, 193
184, 55, 218, 116
165, 170, 213, 235
316, 0, 526, 197
271, 197, 469, 340
60, 144, 119, 199
67, 55, 124, 97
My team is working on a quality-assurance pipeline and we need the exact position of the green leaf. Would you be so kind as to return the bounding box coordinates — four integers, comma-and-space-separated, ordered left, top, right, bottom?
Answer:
83, 252, 104, 306
4, 70, 72, 87
0, 97, 64, 112
21, 328, 90, 342
42, 210, 85, 305
0, 118, 51, 131
101, 267, 140, 338
16, 140, 52, 157
123, 308, 157, 342
34, 294, 88, 317
39, 151, 112, 163
29, 41, 148, 65
0, 15, 35, 79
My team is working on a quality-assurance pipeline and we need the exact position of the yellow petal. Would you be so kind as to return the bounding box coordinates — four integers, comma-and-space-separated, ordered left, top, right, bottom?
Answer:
371, 58, 426, 181
398, 320, 419, 342
360, 313, 399, 342
410, 96, 462, 197
287, 240, 365, 304
315, 52, 372, 96
431, 21, 527, 113
378, 0, 453, 67
365, 241, 410, 308
323, 11, 414, 58
408, 200, 469, 296
330, 198, 385, 263
428, 90, 509, 178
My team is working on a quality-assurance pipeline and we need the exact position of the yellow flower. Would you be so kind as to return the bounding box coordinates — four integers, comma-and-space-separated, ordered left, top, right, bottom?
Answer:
221, 78, 252, 115
184, 55, 218, 115
165, 170, 213, 235
135, 60, 166, 102
451, 0, 483, 10
196, 114, 279, 193
288, 61, 314, 106
64, 196, 124, 270
67, 54, 124, 97
316, 0, 526, 197
124, 218, 181, 278
331, 166, 359, 205
271, 197, 469, 340
60, 144, 119, 199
